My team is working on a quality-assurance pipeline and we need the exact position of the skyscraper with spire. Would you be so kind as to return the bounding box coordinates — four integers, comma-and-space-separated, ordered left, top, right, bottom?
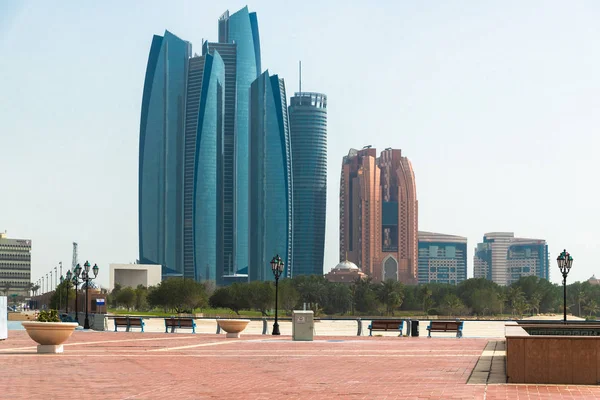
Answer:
288, 62, 328, 277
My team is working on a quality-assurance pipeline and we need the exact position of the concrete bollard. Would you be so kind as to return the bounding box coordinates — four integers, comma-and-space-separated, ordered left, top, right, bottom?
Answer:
262, 318, 268, 334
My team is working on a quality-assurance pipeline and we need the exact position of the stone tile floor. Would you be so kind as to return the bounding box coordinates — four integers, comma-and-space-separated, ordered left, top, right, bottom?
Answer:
1, 330, 600, 399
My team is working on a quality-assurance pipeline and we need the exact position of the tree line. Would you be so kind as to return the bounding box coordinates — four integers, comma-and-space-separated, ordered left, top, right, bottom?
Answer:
103, 275, 600, 319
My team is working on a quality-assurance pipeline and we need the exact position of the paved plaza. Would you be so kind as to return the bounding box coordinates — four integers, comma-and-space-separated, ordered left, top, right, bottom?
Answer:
2, 329, 600, 399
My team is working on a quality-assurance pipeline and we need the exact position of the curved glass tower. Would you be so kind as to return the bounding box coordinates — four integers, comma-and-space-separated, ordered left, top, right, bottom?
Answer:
139, 31, 191, 277
182, 52, 225, 281
218, 7, 262, 274
289, 92, 327, 277
249, 72, 292, 281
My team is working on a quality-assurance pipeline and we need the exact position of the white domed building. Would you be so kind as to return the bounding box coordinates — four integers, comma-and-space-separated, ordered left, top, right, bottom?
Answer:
325, 259, 366, 284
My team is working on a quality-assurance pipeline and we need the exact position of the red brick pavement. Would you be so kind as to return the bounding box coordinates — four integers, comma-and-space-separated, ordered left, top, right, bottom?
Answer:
1, 331, 600, 399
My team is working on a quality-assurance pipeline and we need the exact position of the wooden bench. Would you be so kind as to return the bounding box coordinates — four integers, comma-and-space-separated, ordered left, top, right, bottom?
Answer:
368, 320, 404, 336
113, 316, 145, 332
426, 321, 463, 338
164, 317, 196, 333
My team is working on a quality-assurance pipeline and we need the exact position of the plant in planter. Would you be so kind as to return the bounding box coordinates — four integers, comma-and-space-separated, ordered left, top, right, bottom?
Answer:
36, 310, 60, 322
22, 309, 78, 354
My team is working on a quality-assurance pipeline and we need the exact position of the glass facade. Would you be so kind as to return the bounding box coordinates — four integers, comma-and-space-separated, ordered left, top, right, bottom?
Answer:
182, 53, 225, 281
139, 31, 191, 277
289, 92, 327, 277
218, 7, 262, 275
417, 232, 468, 285
473, 232, 549, 286
248, 72, 292, 281
139, 7, 268, 283
204, 42, 237, 283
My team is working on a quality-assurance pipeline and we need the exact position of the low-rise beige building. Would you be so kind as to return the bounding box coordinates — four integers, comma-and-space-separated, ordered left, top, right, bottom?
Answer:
0, 232, 32, 297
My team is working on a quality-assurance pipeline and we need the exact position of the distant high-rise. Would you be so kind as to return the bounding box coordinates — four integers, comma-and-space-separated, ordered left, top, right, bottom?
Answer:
289, 92, 327, 277
139, 7, 262, 282
0, 232, 31, 297
216, 8, 262, 278
248, 71, 293, 281
181, 52, 225, 281
418, 231, 467, 285
138, 31, 191, 278
339, 147, 418, 284
474, 232, 549, 286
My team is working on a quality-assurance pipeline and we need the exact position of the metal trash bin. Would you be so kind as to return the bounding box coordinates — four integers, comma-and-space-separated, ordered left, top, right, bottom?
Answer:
292, 310, 314, 341
411, 320, 419, 337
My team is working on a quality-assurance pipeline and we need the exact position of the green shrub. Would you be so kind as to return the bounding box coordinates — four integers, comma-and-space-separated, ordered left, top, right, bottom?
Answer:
427, 308, 439, 316
37, 309, 60, 322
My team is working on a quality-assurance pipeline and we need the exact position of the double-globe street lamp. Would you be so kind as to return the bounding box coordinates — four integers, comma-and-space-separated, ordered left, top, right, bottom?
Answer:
60, 270, 73, 314
71, 266, 83, 324
74, 261, 99, 330
270, 254, 284, 336
557, 249, 574, 323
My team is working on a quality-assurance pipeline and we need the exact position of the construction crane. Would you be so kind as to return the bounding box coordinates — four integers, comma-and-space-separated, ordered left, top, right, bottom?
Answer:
71, 242, 78, 272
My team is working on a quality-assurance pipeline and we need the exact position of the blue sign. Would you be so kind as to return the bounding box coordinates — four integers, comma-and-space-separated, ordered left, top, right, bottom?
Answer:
96, 298, 106, 305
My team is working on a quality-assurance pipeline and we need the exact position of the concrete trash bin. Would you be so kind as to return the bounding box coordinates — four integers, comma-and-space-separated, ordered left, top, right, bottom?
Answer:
411, 320, 419, 337
292, 310, 314, 341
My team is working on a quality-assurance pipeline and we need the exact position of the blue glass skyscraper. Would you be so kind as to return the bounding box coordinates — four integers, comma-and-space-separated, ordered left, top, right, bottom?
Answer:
289, 92, 327, 277
139, 31, 191, 277
217, 7, 262, 277
248, 72, 293, 281
182, 52, 225, 281
139, 8, 282, 283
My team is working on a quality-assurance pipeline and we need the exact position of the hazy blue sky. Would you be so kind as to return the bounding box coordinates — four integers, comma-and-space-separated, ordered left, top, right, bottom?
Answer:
1, 1, 599, 288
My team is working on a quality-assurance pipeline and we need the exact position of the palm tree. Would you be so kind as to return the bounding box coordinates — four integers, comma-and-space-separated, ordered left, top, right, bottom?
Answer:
421, 285, 433, 313
508, 287, 527, 317
577, 289, 587, 317
442, 294, 464, 316
584, 299, 599, 318
1, 282, 10, 296
497, 291, 507, 315
377, 280, 404, 316
529, 291, 543, 316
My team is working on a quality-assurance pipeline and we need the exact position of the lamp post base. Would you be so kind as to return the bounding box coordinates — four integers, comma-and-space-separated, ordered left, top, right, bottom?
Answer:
272, 322, 280, 335
84, 318, 90, 330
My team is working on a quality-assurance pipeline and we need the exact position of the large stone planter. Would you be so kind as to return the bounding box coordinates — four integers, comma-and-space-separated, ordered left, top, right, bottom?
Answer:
22, 321, 78, 354
217, 319, 251, 338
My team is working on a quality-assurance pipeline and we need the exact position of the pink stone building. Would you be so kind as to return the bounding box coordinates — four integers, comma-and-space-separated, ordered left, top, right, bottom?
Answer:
339, 147, 418, 284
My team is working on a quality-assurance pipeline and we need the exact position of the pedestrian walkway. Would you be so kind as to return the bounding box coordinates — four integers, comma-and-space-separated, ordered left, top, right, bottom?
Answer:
1, 330, 599, 399
103, 317, 508, 338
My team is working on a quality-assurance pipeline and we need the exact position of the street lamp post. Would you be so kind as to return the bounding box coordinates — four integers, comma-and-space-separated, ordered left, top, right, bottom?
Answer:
75, 261, 99, 330
557, 249, 574, 323
72, 264, 82, 325
270, 254, 284, 336
59, 275, 63, 311
65, 270, 72, 314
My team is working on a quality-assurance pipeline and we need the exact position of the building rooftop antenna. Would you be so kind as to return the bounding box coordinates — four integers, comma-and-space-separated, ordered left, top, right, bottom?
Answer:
299, 60, 302, 93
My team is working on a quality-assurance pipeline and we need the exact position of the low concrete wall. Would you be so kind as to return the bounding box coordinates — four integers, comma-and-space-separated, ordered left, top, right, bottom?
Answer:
506, 323, 600, 384
0, 296, 7, 340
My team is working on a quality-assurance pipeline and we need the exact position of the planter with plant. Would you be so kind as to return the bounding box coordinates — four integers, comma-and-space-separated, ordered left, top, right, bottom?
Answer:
21, 310, 78, 354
